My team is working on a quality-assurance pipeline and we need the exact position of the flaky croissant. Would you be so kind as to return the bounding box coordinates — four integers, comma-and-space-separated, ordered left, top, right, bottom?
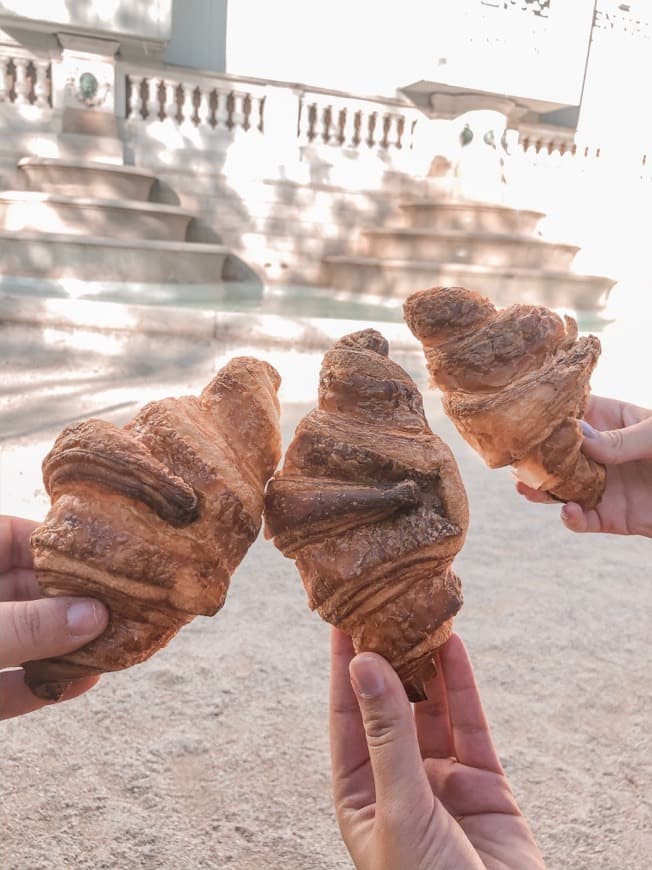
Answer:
24, 358, 282, 699
404, 286, 606, 508
264, 329, 468, 701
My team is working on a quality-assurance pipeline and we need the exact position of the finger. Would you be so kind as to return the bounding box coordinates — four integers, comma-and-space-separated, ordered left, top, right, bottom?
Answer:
439, 635, 503, 774
329, 629, 375, 814
0, 516, 38, 573
560, 502, 602, 534
0, 568, 40, 602
0, 670, 100, 720
580, 418, 652, 464
585, 395, 652, 430
414, 650, 453, 759
514, 481, 556, 504
0, 598, 108, 668
349, 651, 433, 814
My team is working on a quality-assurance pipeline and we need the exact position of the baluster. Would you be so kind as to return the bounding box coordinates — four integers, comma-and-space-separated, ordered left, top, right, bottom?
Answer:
179, 82, 195, 124
143, 77, 158, 120
33, 60, 50, 108
13, 58, 30, 105
341, 104, 357, 148
366, 112, 377, 148
0, 57, 8, 102
255, 94, 265, 132
322, 104, 333, 143
196, 86, 211, 127
230, 92, 246, 130
395, 115, 405, 149
214, 88, 230, 128
163, 80, 178, 121
380, 113, 392, 149
127, 75, 144, 118
297, 98, 311, 143
241, 92, 252, 131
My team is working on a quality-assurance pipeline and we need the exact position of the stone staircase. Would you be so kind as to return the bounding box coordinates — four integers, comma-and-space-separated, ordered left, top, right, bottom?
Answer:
0, 157, 231, 284
322, 197, 616, 311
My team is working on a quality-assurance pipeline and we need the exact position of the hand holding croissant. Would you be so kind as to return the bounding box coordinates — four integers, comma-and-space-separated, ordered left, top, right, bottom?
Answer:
23, 357, 282, 699
265, 328, 469, 701
404, 285, 607, 509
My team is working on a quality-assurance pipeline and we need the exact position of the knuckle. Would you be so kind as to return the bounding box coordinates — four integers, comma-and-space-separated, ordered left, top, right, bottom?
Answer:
423, 698, 447, 719
363, 711, 402, 748
605, 428, 623, 455
17, 601, 42, 648
8, 601, 42, 657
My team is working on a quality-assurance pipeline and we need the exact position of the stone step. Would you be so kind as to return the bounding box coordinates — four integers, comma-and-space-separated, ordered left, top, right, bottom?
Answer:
18, 157, 158, 201
0, 191, 195, 241
321, 255, 616, 311
0, 231, 229, 283
399, 200, 545, 235
358, 228, 579, 270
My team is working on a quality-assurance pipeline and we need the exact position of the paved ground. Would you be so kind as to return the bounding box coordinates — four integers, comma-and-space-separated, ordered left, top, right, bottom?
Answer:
1, 319, 650, 870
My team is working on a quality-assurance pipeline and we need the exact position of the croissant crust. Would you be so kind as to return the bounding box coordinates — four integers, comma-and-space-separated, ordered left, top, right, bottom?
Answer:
24, 358, 282, 699
264, 329, 469, 701
404, 286, 606, 508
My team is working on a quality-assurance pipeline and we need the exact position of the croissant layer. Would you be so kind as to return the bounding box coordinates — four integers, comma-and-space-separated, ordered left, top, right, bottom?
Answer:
264, 329, 469, 701
404, 286, 606, 508
24, 358, 282, 698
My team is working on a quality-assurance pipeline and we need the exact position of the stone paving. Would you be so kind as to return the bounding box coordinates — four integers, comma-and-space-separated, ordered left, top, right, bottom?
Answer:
1, 314, 650, 870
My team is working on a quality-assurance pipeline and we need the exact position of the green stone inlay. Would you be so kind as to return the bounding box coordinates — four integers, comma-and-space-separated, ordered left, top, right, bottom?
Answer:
79, 72, 99, 101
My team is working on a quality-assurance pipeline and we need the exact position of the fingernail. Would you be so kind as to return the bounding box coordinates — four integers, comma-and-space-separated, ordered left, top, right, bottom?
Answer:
66, 600, 103, 637
561, 504, 571, 520
580, 420, 597, 439
350, 654, 385, 699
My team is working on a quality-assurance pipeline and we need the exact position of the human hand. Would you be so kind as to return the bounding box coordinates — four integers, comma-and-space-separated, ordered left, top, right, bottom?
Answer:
330, 628, 545, 870
1, 515, 108, 719
516, 395, 652, 535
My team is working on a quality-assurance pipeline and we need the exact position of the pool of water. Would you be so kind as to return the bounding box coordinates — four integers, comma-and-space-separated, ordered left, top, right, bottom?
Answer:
0, 276, 611, 334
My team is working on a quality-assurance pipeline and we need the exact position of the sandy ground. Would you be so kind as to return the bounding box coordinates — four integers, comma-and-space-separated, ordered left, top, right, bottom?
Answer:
1, 320, 651, 870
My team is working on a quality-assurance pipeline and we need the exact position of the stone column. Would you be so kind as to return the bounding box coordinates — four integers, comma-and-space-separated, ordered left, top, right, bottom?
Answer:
53, 33, 123, 163
429, 92, 526, 203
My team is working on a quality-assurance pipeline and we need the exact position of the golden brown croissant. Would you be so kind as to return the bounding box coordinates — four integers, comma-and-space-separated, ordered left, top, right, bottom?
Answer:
24, 358, 282, 699
404, 286, 606, 508
264, 329, 468, 701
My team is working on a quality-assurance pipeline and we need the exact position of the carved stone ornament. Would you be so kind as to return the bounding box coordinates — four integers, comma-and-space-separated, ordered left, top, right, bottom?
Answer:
67, 69, 111, 108
460, 123, 474, 146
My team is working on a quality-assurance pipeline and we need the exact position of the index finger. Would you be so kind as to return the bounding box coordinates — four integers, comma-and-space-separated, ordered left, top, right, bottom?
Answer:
0, 517, 38, 573
440, 634, 503, 774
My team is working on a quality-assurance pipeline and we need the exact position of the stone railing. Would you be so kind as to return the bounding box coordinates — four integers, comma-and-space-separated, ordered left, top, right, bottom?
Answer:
3, 43, 652, 190
296, 89, 421, 152
124, 68, 267, 133
123, 65, 422, 154
513, 139, 652, 176
0, 50, 51, 107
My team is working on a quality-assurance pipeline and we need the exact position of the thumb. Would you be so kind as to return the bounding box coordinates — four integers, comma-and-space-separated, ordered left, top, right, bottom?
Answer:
349, 652, 433, 813
0, 597, 108, 668
581, 418, 652, 465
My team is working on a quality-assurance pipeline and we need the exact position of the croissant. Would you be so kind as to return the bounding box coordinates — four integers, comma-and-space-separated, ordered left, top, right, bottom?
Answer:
404, 286, 606, 508
24, 357, 282, 699
264, 329, 468, 701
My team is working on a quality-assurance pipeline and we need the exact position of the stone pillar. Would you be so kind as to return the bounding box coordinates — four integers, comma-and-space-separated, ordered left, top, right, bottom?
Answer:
52, 33, 123, 163
429, 92, 526, 203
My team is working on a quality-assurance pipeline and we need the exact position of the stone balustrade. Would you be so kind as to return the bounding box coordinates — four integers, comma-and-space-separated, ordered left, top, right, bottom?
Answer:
123, 68, 422, 154
296, 89, 421, 152
0, 52, 51, 107
2, 42, 652, 194
124, 69, 266, 133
